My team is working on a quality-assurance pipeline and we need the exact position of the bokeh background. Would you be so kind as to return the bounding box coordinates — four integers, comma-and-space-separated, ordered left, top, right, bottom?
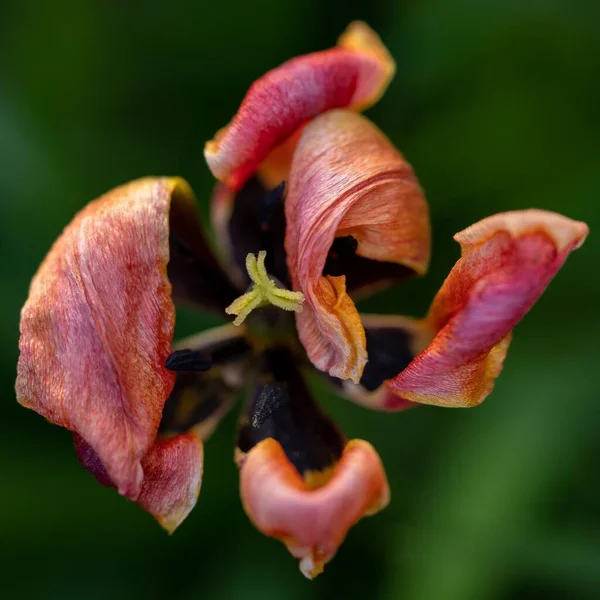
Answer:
1, 1, 598, 598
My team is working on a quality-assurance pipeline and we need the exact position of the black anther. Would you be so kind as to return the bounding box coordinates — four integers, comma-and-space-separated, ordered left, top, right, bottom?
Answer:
165, 349, 213, 372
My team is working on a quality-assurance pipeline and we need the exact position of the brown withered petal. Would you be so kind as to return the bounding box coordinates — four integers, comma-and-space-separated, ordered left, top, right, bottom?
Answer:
240, 438, 390, 579
17, 178, 193, 499
74, 432, 203, 533
387, 210, 588, 407
285, 110, 430, 383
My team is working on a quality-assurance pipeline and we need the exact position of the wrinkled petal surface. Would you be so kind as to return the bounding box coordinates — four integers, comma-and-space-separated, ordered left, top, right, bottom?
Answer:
205, 21, 395, 189
17, 178, 187, 498
75, 432, 203, 533
387, 210, 588, 407
285, 110, 430, 383
240, 438, 389, 579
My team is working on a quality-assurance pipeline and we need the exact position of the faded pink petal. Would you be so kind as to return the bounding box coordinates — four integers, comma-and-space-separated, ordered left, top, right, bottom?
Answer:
16, 178, 189, 498
285, 110, 429, 383
387, 210, 588, 407
205, 21, 395, 190
240, 438, 389, 579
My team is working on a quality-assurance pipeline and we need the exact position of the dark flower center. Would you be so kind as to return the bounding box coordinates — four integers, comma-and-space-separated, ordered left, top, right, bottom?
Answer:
237, 347, 344, 480
323, 235, 359, 277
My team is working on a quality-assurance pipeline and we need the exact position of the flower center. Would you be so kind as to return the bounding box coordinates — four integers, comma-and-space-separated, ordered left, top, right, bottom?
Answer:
237, 347, 345, 488
322, 235, 359, 277
225, 250, 305, 326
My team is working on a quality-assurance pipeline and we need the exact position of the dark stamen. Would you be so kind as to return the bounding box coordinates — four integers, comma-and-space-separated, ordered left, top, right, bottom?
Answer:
258, 181, 286, 229
323, 235, 359, 277
237, 348, 345, 477
165, 349, 213, 372
251, 382, 290, 428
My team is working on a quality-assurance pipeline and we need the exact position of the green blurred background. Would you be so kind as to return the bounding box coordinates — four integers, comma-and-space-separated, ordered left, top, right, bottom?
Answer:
1, 1, 598, 598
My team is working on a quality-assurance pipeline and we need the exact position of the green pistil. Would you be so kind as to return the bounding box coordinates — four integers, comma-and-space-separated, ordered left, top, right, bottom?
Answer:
225, 251, 305, 326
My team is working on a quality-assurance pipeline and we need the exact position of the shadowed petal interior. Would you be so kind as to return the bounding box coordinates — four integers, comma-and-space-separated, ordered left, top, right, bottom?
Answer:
211, 178, 289, 289
236, 347, 344, 482
168, 179, 239, 311
324, 314, 433, 411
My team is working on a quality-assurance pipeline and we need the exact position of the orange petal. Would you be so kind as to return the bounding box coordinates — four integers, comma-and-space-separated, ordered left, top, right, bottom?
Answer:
17, 178, 189, 498
387, 210, 588, 407
240, 438, 389, 579
75, 432, 203, 533
285, 110, 430, 382
204, 21, 395, 190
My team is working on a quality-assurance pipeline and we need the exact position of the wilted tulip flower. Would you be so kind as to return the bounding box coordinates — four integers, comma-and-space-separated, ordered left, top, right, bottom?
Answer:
17, 22, 588, 578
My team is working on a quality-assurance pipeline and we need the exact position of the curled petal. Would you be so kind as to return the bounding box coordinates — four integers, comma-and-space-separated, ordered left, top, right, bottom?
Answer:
17, 178, 186, 498
210, 182, 239, 279
240, 438, 389, 579
204, 21, 395, 189
285, 110, 430, 382
387, 210, 589, 407
75, 432, 203, 533
236, 346, 387, 577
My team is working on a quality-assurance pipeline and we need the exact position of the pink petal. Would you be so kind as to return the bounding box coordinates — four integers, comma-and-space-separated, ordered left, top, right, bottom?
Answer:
240, 438, 389, 579
387, 210, 588, 407
285, 110, 429, 383
16, 178, 188, 498
204, 22, 395, 190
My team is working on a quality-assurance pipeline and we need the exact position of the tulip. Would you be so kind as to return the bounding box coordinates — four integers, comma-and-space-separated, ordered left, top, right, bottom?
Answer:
17, 22, 587, 579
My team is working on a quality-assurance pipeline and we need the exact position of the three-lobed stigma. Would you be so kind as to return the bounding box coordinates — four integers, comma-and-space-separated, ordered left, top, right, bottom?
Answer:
225, 251, 304, 326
